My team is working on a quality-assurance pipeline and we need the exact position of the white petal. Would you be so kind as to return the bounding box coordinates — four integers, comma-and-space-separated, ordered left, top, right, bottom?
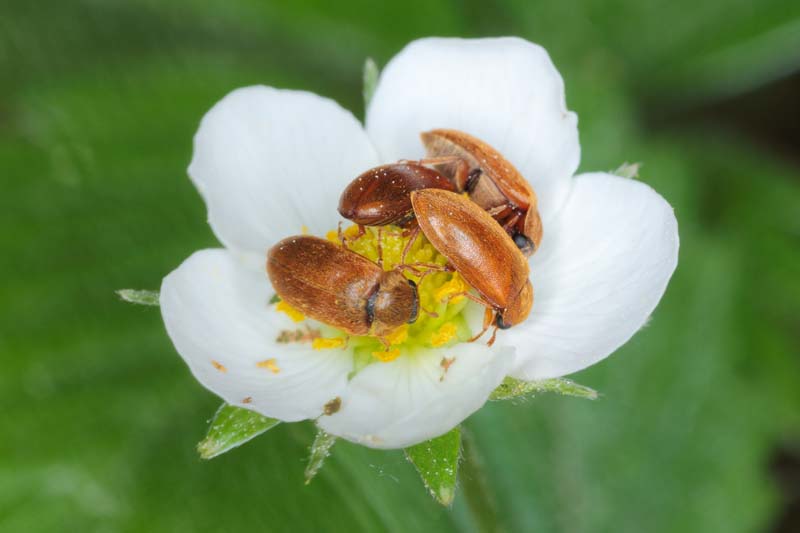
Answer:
160, 249, 352, 421
504, 172, 679, 379
189, 86, 379, 257
318, 344, 514, 449
367, 37, 580, 222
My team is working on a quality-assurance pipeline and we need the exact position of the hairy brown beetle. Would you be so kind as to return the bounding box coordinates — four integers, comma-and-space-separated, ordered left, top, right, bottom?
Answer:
420, 129, 543, 256
410, 189, 533, 336
267, 236, 419, 338
338, 163, 455, 227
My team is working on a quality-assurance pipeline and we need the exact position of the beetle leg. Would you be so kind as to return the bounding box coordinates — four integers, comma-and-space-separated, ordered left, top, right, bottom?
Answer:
355, 224, 366, 241
410, 269, 440, 318
446, 290, 492, 308
339, 223, 366, 250
501, 211, 522, 232
401, 226, 420, 264
406, 155, 461, 166
409, 262, 452, 272
376, 228, 384, 268
418, 303, 439, 318
416, 156, 474, 192
487, 205, 509, 218
486, 326, 499, 347
467, 308, 495, 343
450, 158, 473, 192
337, 221, 347, 247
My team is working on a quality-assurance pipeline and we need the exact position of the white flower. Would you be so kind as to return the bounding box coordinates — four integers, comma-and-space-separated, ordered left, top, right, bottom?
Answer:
160, 37, 679, 449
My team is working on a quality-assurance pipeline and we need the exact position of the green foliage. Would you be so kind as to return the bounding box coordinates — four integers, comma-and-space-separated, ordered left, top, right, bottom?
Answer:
405, 428, 461, 506
2, 0, 799, 531
197, 404, 281, 460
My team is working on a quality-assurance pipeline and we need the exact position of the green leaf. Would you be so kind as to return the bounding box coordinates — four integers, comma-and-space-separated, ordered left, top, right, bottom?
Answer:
490, 377, 599, 401
404, 427, 461, 506
304, 429, 337, 485
362, 57, 379, 110
116, 289, 159, 306
197, 404, 280, 460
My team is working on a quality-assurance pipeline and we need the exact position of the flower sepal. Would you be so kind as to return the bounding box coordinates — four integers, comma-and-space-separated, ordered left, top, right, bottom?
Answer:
304, 428, 337, 484
117, 288, 159, 306
404, 427, 461, 506
490, 376, 599, 401
197, 403, 280, 460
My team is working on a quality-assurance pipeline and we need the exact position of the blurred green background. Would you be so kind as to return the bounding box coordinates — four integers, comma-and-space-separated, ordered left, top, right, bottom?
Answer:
2, 1, 799, 532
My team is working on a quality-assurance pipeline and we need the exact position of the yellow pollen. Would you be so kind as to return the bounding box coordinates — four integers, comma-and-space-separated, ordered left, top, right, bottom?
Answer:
276, 300, 305, 322
211, 360, 227, 372
372, 348, 401, 362
312, 337, 346, 350
313, 223, 474, 365
434, 273, 469, 303
256, 358, 280, 373
343, 225, 362, 238
301, 225, 309, 235
430, 322, 458, 347
384, 324, 408, 346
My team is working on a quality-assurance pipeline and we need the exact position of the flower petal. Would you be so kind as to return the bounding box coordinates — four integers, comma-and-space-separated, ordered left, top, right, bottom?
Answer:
504, 172, 679, 379
189, 86, 379, 257
160, 249, 353, 421
318, 344, 514, 449
366, 37, 580, 222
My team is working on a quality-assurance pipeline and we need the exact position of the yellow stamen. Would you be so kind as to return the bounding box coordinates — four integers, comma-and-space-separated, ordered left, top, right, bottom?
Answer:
312, 337, 346, 350
211, 360, 227, 372
326, 230, 339, 243
301, 225, 309, 235
434, 272, 469, 303
430, 322, 457, 347
372, 348, 401, 362
384, 324, 408, 346
276, 300, 305, 322
256, 358, 280, 374
344, 225, 361, 238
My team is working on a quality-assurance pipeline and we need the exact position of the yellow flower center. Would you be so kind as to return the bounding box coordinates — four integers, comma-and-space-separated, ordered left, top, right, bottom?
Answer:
276, 224, 473, 365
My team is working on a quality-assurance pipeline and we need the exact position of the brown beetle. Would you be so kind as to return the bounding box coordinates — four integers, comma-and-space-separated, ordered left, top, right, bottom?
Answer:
410, 189, 533, 333
338, 163, 455, 227
420, 129, 543, 256
267, 236, 419, 337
